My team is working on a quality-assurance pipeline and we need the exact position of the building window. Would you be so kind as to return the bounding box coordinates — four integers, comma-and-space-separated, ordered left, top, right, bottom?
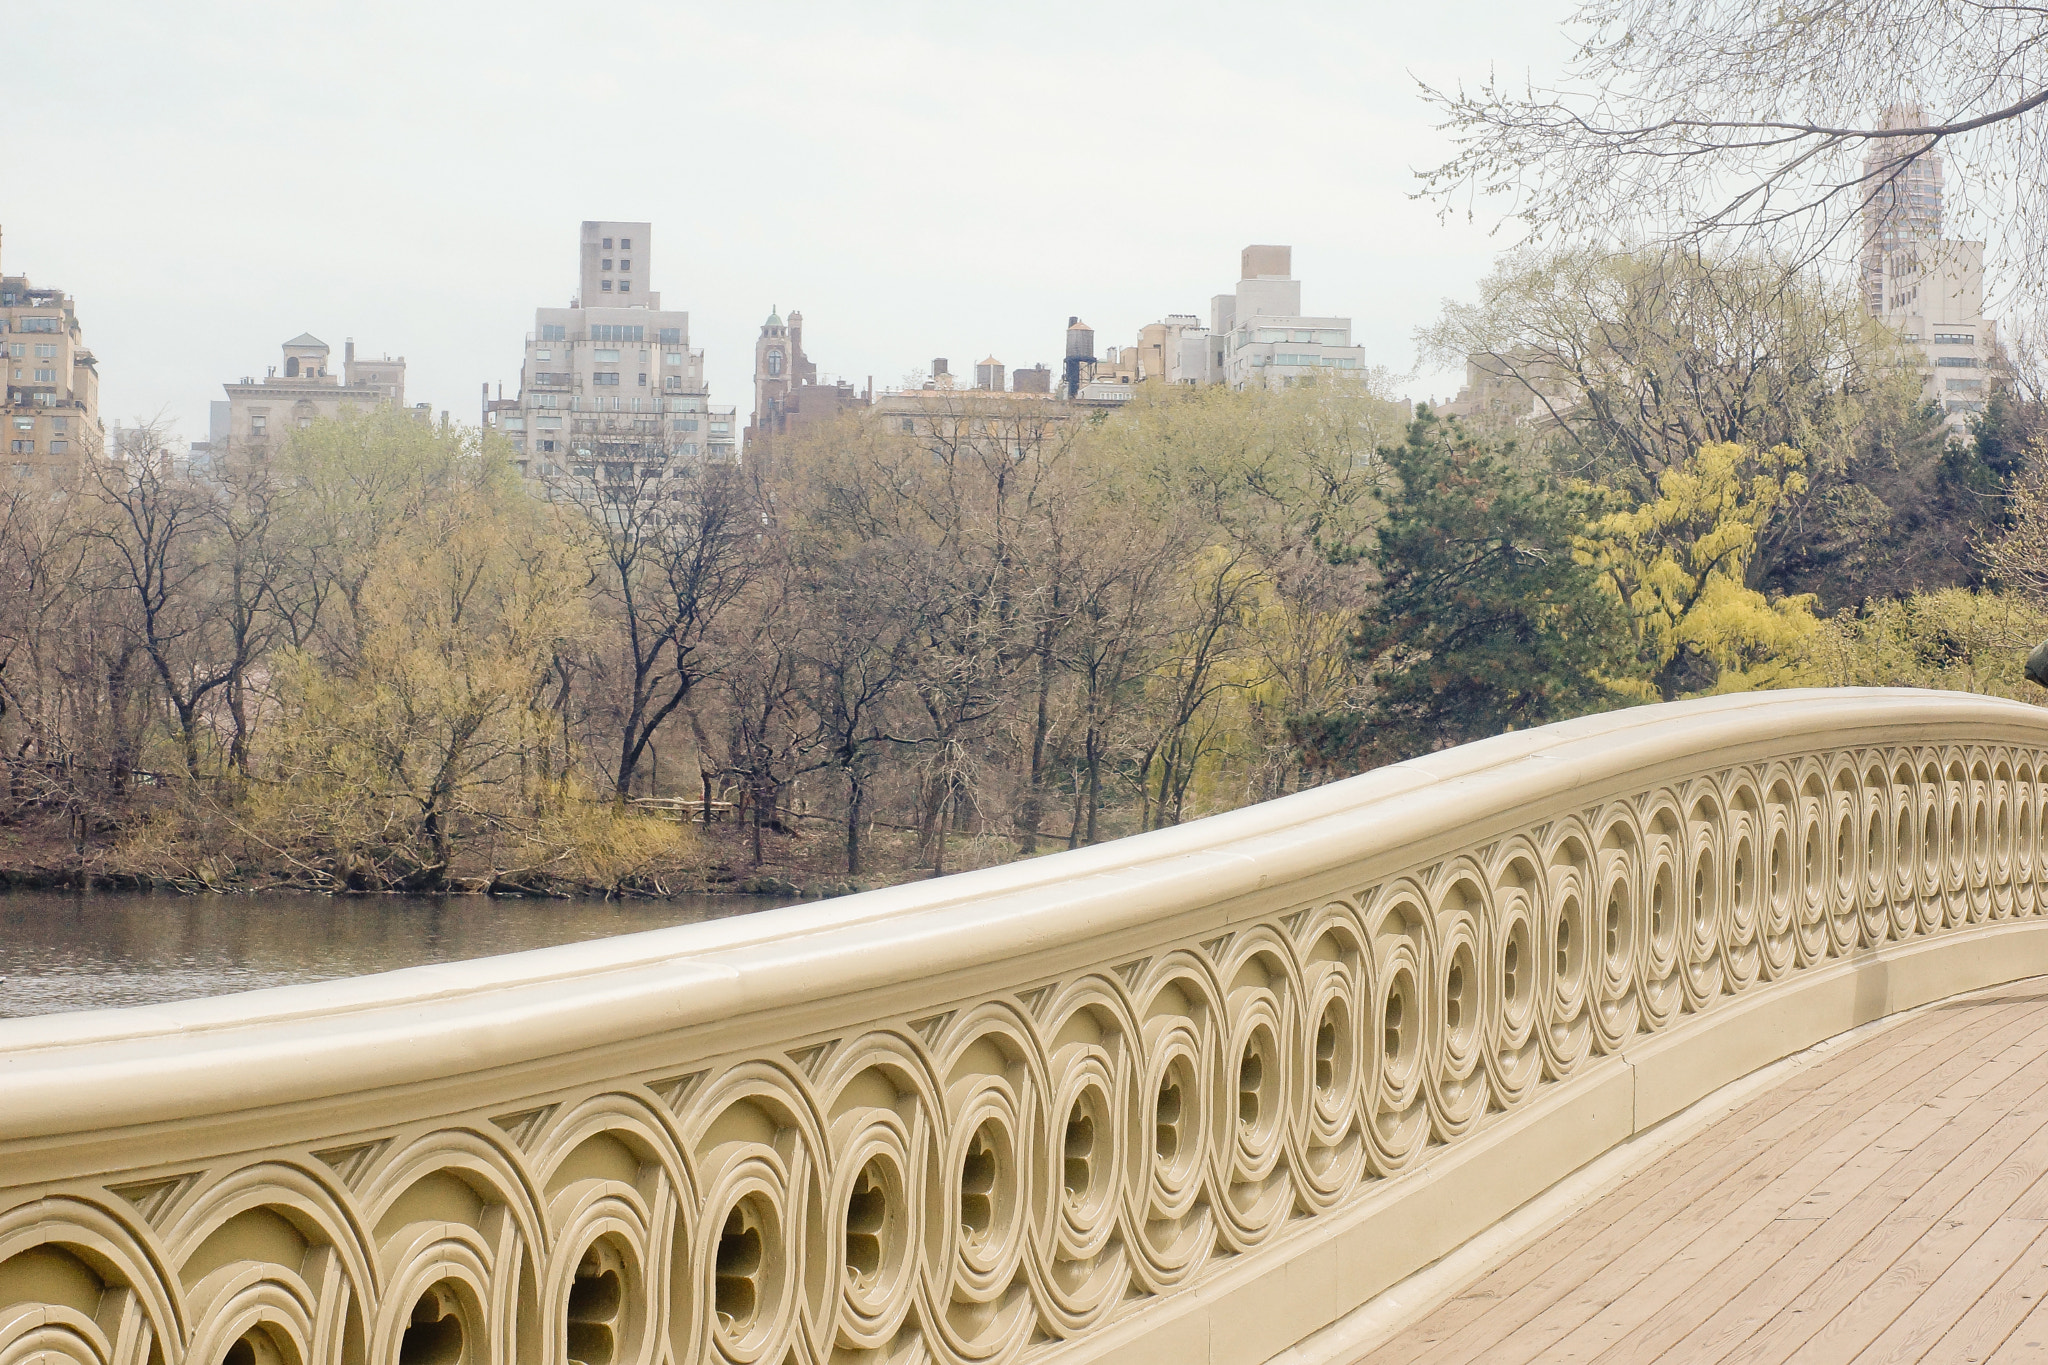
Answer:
620, 237, 631, 249
618, 280, 631, 293
1933, 332, 1975, 345
674, 417, 699, 430
664, 376, 681, 392
32, 369, 54, 383
591, 325, 644, 343
710, 422, 730, 434
5, 345, 20, 358
251, 415, 267, 433
1936, 356, 1977, 368
541, 324, 565, 341
594, 372, 621, 386
33, 344, 56, 359
601, 280, 613, 292
602, 237, 612, 249
594, 348, 620, 361
8, 440, 31, 453
766, 347, 784, 377
17, 317, 57, 333
50, 418, 65, 432
11, 417, 29, 430
637, 372, 647, 386
534, 348, 551, 360
621, 259, 631, 272
659, 328, 681, 344
48, 440, 67, 454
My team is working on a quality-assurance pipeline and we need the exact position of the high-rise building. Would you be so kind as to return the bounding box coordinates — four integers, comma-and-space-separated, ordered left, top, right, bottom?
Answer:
1, 230, 102, 485
488, 220, 733, 482
214, 335, 413, 457
1206, 245, 1370, 389
1860, 105, 1946, 317
1857, 107, 1999, 427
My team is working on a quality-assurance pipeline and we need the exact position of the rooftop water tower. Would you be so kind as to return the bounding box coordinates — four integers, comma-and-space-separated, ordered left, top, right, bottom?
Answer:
1063, 317, 1095, 397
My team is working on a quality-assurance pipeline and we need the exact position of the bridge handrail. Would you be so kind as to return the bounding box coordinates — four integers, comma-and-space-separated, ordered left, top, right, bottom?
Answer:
5, 686, 2048, 1365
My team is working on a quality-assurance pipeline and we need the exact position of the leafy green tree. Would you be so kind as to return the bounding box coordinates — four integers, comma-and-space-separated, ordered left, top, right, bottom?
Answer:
1292, 412, 1633, 771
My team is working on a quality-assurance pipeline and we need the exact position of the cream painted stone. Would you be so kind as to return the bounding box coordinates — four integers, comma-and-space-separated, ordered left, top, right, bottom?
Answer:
4, 687, 2048, 1364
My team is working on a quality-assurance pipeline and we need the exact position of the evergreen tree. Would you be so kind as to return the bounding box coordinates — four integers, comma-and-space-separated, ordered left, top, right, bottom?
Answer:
1293, 411, 1632, 771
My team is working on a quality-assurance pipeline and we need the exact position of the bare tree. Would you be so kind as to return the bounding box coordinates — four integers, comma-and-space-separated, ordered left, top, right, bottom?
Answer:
87, 426, 255, 779
1420, 1, 2048, 358
553, 444, 757, 800
1420, 245, 1906, 485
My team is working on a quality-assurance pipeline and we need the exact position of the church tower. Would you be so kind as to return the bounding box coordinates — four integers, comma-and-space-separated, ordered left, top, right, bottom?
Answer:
752, 307, 792, 437
743, 304, 854, 462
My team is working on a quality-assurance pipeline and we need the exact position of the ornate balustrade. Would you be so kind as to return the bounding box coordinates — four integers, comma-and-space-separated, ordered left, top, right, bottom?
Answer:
8, 689, 2048, 1365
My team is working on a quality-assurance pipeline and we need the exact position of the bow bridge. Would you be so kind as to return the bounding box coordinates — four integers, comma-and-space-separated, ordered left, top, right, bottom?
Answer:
6, 689, 2048, 1365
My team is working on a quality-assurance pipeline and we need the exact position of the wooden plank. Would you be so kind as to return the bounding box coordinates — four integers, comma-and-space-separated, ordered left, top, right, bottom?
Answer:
1894, 1218, 2048, 1364
1418, 1038, 2048, 1365
1574, 1216, 1827, 1365
1361, 998, 2044, 1365
1710, 1027, 2048, 1363
1983, 1264, 2048, 1363
1837, 1218, 2046, 1364
1575, 1120, 1952, 1365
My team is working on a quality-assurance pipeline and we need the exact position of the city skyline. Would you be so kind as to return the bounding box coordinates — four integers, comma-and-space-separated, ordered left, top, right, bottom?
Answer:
4, 2, 1579, 447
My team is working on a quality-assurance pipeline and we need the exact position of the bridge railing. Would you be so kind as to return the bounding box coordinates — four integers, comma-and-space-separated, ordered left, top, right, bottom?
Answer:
6, 688, 2048, 1365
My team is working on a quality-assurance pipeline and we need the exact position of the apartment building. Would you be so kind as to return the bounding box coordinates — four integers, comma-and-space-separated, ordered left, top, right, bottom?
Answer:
1, 233, 102, 484
213, 334, 413, 457
1131, 314, 1213, 386
487, 220, 734, 482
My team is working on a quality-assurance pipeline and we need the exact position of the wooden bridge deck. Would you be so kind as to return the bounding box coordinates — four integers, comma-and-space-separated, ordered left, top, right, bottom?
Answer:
1360, 977, 2048, 1365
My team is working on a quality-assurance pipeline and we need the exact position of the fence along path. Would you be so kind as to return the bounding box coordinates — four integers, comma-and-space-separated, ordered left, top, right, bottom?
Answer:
1361, 976, 2048, 1364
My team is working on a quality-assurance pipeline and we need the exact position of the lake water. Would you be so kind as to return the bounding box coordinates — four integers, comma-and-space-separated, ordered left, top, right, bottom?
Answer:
0, 889, 792, 1019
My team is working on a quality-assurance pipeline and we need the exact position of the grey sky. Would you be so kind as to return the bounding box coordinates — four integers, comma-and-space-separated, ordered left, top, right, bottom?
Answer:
7, 2, 1577, 442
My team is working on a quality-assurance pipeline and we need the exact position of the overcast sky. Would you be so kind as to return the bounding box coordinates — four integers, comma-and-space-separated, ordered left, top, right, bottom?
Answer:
8, 2, 1579, 443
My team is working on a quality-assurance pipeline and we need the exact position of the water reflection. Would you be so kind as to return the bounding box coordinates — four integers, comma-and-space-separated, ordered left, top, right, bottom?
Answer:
0, 889, 790, 1018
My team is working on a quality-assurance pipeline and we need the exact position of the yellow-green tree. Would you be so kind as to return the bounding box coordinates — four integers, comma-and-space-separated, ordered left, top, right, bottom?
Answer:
1576, 441, 1820, 699
1788, 589, 2048, 702
247, 419, 679, 889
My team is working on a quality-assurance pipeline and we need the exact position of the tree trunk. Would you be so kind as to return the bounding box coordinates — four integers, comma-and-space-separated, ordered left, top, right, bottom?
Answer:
844, 768, 866, 876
